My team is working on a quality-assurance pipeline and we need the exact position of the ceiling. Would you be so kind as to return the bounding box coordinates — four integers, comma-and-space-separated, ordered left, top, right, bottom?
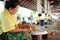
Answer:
19, 0, 60, 13
19, 0, 36, 11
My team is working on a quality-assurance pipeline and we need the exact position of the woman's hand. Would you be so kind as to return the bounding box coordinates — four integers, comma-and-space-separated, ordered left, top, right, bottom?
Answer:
10, 28, 31, 33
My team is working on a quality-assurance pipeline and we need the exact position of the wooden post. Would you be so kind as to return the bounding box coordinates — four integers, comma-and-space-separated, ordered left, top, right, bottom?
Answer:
37, 0, 42, 14
44, 0, 48, 14
48, 1, 51, 14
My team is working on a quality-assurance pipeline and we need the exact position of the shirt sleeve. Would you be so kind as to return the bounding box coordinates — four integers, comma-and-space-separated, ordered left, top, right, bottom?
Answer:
0, 16, 3, 34
1, 14, 15, 32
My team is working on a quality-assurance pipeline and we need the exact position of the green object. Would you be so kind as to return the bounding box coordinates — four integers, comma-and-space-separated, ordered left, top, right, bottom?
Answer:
1, 32, 32, 40
0, 37, 2, 40
0, 0, 4, 1
30, 10, 36, 16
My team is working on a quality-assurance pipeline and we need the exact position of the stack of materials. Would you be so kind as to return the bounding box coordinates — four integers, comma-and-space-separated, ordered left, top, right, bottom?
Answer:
18, 23, 40, 32
56, 20, 60, 30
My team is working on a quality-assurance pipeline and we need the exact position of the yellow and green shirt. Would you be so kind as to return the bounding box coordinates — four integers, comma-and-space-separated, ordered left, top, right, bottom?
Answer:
47, 16, 52, 20
0, 9, 19, 34
36, 16, 41, 23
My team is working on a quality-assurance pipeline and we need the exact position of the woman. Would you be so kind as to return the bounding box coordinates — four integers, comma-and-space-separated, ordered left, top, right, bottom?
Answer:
0, 0, 32, 40
47, 15, 52, 25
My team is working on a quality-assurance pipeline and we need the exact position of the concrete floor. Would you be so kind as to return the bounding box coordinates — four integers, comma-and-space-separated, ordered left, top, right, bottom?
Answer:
47, 30, 60, 40
33, 23, 60, 40
37, 24, 57, 31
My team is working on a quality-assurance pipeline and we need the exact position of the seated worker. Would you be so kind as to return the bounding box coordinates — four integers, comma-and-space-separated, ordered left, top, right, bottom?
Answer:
0, 0, 32, 40
36, 14, 42, 24
44, 13, 48, 25
47, 15, 52, 20
47, 15, 52, 25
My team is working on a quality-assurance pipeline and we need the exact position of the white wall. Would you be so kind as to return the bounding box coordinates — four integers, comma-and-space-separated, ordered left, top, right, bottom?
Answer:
0, 1, 4, 13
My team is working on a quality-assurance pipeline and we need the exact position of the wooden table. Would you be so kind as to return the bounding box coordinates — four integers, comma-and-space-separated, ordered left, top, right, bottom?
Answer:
31, 31, 48, 40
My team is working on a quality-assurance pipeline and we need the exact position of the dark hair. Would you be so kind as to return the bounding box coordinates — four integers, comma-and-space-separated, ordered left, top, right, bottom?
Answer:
22, 21, 26, 24
38, 14, 42, 16
48, 15, 50, 16
5, 0, 19, 9
45, 13, 47, 15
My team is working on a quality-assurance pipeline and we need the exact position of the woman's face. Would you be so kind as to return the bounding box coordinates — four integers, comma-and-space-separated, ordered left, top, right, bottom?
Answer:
9, 5, 19, 15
